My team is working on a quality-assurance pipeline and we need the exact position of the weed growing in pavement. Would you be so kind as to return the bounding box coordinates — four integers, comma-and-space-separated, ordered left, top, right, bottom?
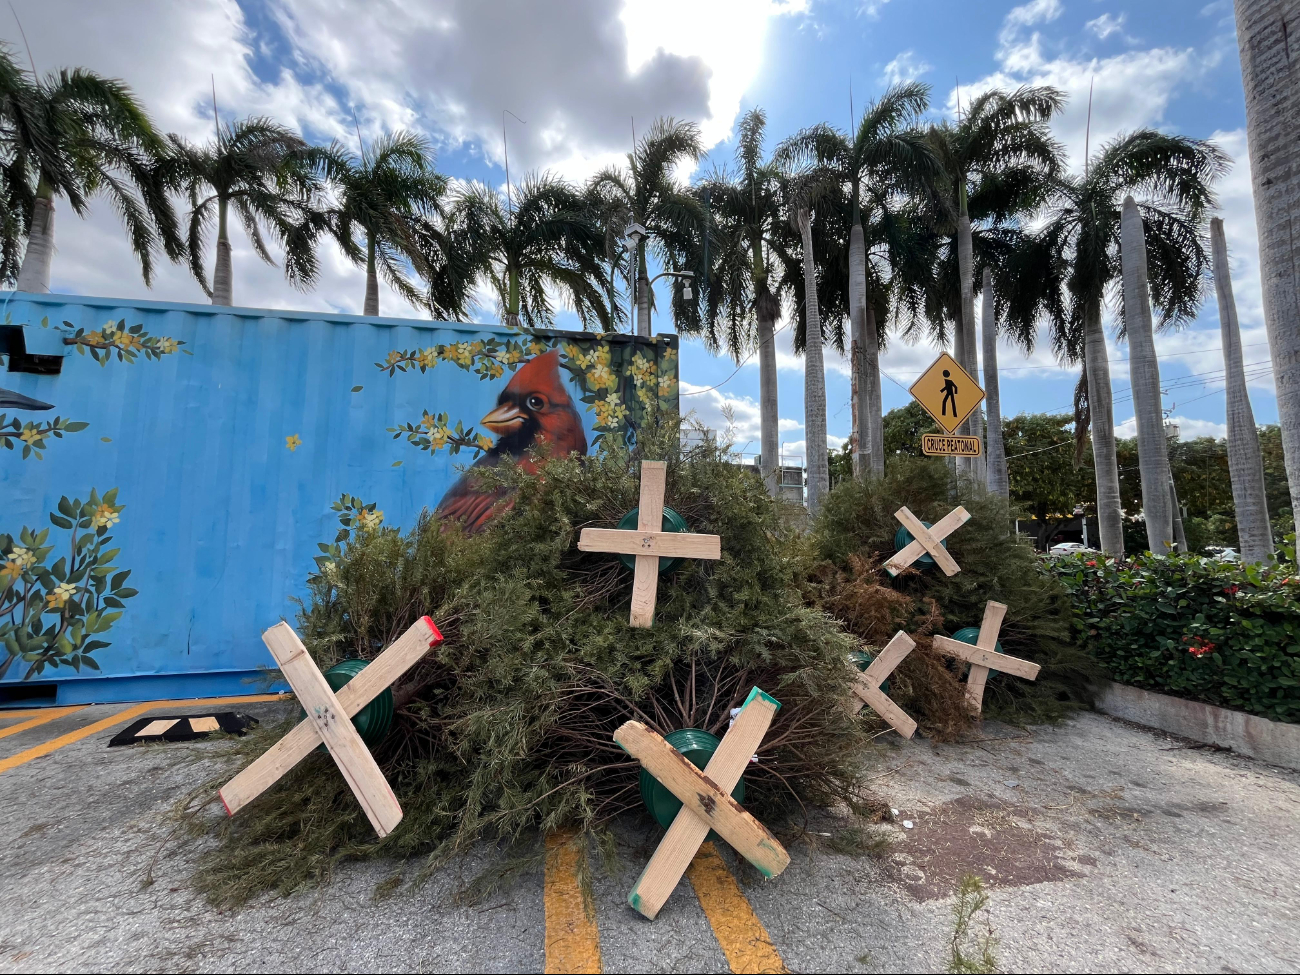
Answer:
948, 873, 999, 974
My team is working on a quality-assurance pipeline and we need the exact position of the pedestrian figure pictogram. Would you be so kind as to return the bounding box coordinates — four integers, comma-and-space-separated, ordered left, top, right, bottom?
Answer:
909, 353, 984, 435
940, 370, 959, 416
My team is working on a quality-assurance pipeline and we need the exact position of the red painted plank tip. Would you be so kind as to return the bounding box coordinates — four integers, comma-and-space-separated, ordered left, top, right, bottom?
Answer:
219, 790, 233, 817
422, 616, 445, 645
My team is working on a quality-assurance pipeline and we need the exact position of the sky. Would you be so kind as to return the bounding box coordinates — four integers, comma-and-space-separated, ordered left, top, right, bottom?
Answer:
7, 0, 1261, 467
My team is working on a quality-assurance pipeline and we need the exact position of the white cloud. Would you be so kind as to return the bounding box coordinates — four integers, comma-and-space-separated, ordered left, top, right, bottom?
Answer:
1086, 13, 1130, 42
880, 50, 932, 86
679, 381, 806, 464
858, 0, 892, 19
1115, 415, 1227, 441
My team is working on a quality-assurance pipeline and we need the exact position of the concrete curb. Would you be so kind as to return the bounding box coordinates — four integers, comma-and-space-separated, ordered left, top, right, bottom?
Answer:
1096, 681, 1300, 771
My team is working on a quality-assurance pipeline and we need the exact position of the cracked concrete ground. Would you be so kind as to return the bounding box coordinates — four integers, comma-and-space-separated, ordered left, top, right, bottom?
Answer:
1, 701, 1297, 973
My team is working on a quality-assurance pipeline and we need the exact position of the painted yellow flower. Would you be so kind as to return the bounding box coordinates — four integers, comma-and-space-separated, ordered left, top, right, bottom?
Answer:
528, 340, 547, 355
637, 384, 655, 407
356, 508, 384, 532
10, 547, 35, 569
475, 433, 493, 451
587, 362, 619, 391
429, 427, 449, 450
487, 361, 504, 379
658, 373, 676, 396
46, 581, 77, 609
285, 434, 302, 452
1, 560, 22, 582
91, 503, 121, 528
115, 332, 143, 352
19, 425, 41, 446
594, 344, 612, 366
385, 350, 403, 367
503, 346, 523, 364
593, 396, 628, 428
156, 336, 179, 355
418, 347, 438, 369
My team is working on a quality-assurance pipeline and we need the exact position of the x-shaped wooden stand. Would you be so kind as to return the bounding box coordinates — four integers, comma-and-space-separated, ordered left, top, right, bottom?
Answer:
219, 616, 444, 838
931, 601, 1039, 715
615, 687, 790, 920
884, 505, 970, 577
578, 461, 721, 627
848, 631, 919, 738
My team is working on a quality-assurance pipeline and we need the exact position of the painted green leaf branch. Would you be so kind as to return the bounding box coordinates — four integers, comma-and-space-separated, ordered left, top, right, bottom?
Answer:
0, 488, 135, 680
376, 335, 548, 380
0, 414, 89, 460
314, 494, 386, 571
389, 412, 492, 458
65, 318, 189, 365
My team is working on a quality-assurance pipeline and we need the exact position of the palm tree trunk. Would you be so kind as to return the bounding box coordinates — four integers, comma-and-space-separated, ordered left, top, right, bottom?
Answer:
363, 233, 379, 316
757, 287, 780, 498
16, 178, 55, 294
1084, 296, 1125, 556
863, 304, 884, 476
636, 243, 651, 337
957, 213, 985, 485
797, 208, 830, 514
849, 220, 867, 477
1169, 478, 1189, 553
953, 311, 970, 476
1121, 196, 1175, 554
212, 196, 234, 307
1212, 217, 1274, 562
505, 266, 522, 329
981, 268, 1008, 497
1235, 0, 1300, 513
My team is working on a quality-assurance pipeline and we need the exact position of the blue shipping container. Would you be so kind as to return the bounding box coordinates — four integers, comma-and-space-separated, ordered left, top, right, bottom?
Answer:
0, 293, 679, 706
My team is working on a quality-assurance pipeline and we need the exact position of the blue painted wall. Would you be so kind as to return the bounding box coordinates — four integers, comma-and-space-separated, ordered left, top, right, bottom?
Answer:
0, 294, 678, 705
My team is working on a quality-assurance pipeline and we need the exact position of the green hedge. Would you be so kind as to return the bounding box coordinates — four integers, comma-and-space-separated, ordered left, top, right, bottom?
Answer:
1055, 553, 1300, 723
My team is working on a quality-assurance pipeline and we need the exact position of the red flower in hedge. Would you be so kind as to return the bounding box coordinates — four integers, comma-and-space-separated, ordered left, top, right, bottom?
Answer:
1224, 585, 1239, 596
1086, 560, 1097, 567
1183, 635, 1217, 658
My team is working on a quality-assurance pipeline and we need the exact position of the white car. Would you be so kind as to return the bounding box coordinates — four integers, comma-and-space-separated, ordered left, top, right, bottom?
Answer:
1047, 542, 1092, 558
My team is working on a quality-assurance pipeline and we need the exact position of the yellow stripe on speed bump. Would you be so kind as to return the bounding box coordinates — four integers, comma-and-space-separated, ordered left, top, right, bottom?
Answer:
0, 693, 290, 776
0, 705, 87, 740
687, 842, 787, 975
544, 831, 602, 974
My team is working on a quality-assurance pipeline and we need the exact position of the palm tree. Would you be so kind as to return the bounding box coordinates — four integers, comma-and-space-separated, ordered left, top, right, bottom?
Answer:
1211, 216, 1273, 562
1234, 0, 1300, 513
7, 61, 181, 293
980, 266, 1007, 497
925, 86, 1065, 485
588, 118, 702, 337
776, 83, 938, 478
322, 130, 463, 317
693, 109, 791, 495
171, 117, 325, 306
788, 181, 832, 514
1040, 130, 1226, 556
451, 173, 613, 330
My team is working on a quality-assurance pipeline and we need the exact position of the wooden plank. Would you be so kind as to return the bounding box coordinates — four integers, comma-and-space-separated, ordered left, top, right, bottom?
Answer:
189, 716, 221, 733
893, 506, 962, 576
623, 689, 787, 920
931, 635, 1041, 681
977, 601, 1008, 650
851, 680, 918, 738
577, 528, 722, 560
884, 506, 969, 576
262, 622, 403, 838
965, 665, 991, 714
629, 462, 669, 628
219, 617, 440, 817
862, 631, 915, 687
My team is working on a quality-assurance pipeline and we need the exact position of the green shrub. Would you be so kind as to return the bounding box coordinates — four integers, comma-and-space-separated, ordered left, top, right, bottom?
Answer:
1056, 552, 1300, 723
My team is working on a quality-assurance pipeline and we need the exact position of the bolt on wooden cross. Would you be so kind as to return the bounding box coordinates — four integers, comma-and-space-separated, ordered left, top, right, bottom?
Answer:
614, 687, 790, 920
931, 601, 1040, 715
847, 630, 919, 738
578, 460, 721, 627
885, 505, 971, 577
219, 616, 443, 838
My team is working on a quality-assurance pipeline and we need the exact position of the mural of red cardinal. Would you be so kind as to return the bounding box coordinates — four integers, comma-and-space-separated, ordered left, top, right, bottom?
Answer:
434, 350, 588, 532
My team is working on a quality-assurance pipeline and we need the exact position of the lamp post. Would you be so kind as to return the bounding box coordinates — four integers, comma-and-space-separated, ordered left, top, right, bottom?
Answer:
623, 223, 647, 335
645, 269, 694, 335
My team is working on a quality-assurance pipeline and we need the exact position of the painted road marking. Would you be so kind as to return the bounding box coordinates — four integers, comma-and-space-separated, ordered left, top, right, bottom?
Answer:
0, 705, 88, 740
544, 831, 602, 974
687, 842, 788, 974
0, 694, 289, 775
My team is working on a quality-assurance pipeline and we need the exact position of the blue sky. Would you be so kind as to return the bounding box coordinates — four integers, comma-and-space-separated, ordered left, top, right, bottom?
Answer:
12, 0, 1262, 463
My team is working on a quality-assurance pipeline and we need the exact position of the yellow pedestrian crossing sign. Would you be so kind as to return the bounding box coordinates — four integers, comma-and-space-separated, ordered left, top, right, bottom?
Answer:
909, 353, 984, 435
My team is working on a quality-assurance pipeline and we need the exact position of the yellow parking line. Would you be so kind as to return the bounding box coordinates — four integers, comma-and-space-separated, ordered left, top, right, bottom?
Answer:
687, 842, 787, 975
0, 693, 289, 775
544, 831, 602, 974
0, 705, 87, 740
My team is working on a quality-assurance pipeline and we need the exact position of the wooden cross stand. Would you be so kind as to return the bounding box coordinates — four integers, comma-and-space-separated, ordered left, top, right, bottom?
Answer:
932, 601, 1040, 715
218, 616, 444, 838
848, 631, 919, 738
614, 687, 790, 920
578, 461, 721, 627
885, 505, 970, 577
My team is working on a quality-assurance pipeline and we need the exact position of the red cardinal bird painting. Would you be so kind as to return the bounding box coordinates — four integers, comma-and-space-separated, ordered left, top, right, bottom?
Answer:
434, 350, 588, 532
